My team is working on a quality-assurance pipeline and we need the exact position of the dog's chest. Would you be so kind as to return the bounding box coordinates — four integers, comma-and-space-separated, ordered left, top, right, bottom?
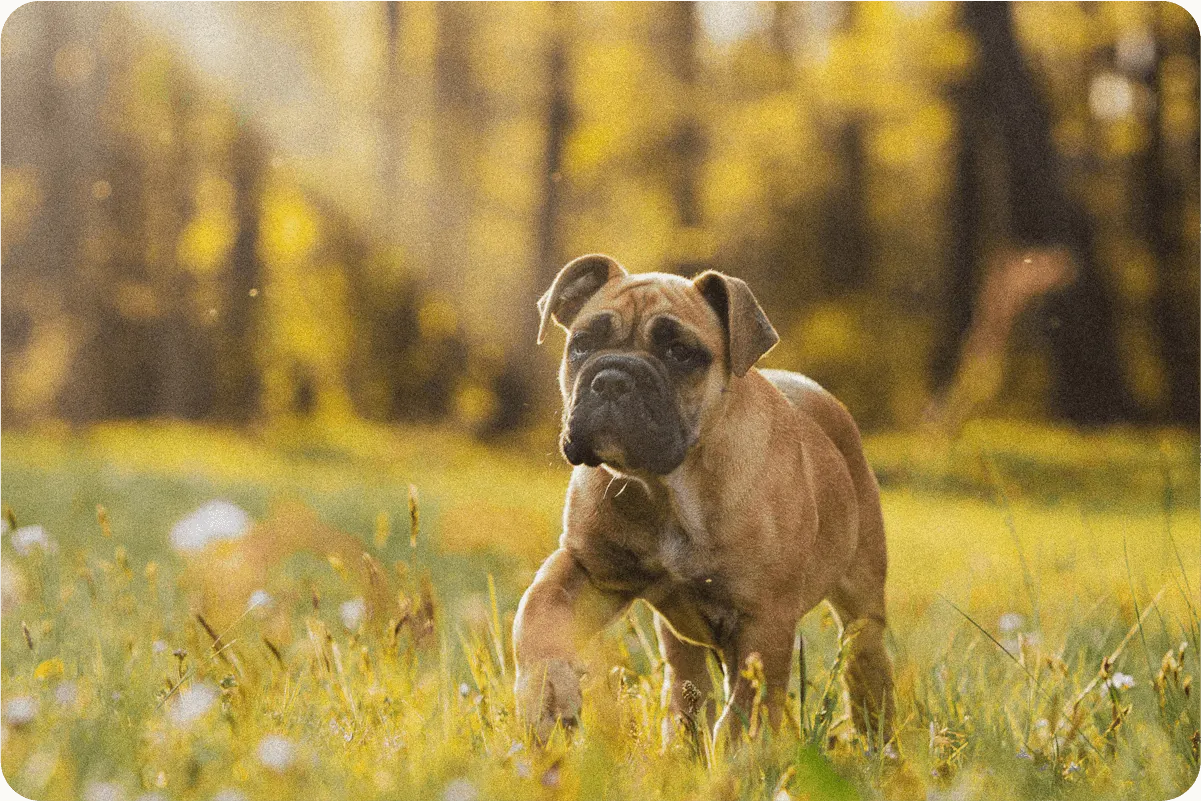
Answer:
603, 474, 724, 592
656, 521, 712, 584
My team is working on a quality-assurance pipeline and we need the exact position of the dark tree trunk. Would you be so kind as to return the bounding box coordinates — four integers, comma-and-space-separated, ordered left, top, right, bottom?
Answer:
940, 1, 1133, 425
33, 4, 104, 424
534, 18, 570, 303
662, 1, 706, 274
819, 118, 871, 297
432, 3, 478, 289
211, 132, 265, 423
1140, 10, 1200, 425
931, 78, 983, 391
155, 72, 212, 420
381, 1, 404, 237
488, 5, 574, 434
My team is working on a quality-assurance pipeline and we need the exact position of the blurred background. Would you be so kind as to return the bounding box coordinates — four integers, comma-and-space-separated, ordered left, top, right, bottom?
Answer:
2, 1, 1197, 438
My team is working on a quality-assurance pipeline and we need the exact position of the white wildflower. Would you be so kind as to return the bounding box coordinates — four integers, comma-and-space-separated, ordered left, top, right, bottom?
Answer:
211, 791, 247, 801
169, 683, 217, 725
1, 561, 27, 612
152, 640, 169, 654
84, 781, 126, 801
1104, 672, 1135, 691
443, 778, 478, 801
170, 500, 251, 553
339, 597, 366, 631
55, 681, 78, 706
998, 613, 1025, 634
11, 525, 54, 556
248, 590, 272, 611
19, 751, 56, 790
5, 695, 38, 725
257, 734, 295, 772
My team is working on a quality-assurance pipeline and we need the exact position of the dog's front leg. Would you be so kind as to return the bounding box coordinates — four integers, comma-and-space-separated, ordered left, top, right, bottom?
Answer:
713, 616, 795, 742
513, 548, 629, 742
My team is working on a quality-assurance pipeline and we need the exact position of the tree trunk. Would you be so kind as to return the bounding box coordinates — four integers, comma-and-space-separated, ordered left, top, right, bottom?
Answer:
1141, 9, 1200, 425
381, 1, 404, 239
940, 2, 1133, 425
662, 1, 705, 274
211, 131, 265, 423
489, 5, 574, 435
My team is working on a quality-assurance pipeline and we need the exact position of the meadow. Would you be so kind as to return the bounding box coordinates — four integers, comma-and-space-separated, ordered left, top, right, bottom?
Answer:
0, 420, 1197, 801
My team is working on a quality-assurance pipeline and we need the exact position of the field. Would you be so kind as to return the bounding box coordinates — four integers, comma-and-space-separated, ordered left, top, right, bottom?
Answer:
1, 420, 1198, 801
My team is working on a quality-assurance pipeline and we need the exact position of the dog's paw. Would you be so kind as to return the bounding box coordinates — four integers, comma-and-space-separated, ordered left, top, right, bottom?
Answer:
514, 658, 582, 742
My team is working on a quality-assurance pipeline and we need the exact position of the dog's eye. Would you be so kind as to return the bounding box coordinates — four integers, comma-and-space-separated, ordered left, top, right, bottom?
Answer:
568, 335, 593, 357
665, 342, 696, 363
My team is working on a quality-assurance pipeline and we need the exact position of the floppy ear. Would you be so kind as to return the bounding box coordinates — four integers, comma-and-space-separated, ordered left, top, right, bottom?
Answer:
537, 254, 627, 343
693, 271, 779, 376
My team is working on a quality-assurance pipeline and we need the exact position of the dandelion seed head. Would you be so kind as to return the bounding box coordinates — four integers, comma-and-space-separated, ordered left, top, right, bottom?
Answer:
443, 778, 478, 801
169, 683, 217, 725
257, 734, 296, 772
340, 597, 366, 631
1, 560, 27, 611
998, 613, 1025, 634
248, 589, 272, 610
11, 525, 54, 556
5, 696, 38, 726
170, 500, 251, 553
20, 751, 57, 789
55, 681, 78, 706
84, 781, 126, 801
1104, 672, 1135, 691
211, 790, 248, 801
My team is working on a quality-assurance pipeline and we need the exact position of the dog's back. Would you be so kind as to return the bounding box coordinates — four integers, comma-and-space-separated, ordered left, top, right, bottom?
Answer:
759, 368, 887, 582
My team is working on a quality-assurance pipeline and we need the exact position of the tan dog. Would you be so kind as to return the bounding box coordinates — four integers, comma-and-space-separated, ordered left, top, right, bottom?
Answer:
513, 254, 894, 744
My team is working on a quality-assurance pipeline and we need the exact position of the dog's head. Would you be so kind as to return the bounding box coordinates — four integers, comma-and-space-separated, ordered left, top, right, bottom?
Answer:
537, 254, 778, 475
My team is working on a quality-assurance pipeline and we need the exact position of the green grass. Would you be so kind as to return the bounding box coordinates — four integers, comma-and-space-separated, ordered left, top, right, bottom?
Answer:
1, 420, 1198, 800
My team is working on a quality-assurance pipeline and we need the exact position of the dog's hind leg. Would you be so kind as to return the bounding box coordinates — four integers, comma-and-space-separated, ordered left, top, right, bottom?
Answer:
829, 571, 895, 745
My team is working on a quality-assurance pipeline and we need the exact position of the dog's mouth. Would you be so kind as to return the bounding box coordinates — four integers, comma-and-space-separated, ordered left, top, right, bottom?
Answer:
561, 354, 688, 475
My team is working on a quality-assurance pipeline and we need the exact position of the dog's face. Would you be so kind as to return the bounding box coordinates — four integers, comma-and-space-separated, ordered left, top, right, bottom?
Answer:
537, 255, 778, 475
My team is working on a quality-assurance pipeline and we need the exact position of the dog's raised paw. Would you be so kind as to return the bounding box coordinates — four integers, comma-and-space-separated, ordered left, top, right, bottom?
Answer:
514, 658, 582, 743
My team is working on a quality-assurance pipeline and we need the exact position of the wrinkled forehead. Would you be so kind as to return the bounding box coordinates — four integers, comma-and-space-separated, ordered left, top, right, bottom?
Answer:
579, 273, 720, 342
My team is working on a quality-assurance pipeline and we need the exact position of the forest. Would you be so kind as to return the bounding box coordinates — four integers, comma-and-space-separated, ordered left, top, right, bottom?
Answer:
1, 4, 1198, 801
2, 2, 1197, 436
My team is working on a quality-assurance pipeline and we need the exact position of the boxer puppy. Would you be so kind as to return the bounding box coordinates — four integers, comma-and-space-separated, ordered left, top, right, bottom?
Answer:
513, 254, 894, 745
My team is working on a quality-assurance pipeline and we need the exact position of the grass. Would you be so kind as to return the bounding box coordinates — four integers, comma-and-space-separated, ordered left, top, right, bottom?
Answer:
0, 419, 1198, 801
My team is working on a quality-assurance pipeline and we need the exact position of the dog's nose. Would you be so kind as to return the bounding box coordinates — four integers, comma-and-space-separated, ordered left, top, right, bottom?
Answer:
590, 368, 633, 401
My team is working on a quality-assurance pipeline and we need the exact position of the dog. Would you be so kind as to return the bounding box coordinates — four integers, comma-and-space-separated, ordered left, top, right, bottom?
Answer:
512, 254, 895, 744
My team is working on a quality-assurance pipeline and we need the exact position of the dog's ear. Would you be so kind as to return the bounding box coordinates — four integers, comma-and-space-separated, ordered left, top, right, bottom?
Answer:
693, 271, 779, 376
537, 254, 627, 344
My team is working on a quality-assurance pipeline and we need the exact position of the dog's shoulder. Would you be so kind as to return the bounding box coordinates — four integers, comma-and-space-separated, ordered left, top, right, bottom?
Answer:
756, 368, 865, 464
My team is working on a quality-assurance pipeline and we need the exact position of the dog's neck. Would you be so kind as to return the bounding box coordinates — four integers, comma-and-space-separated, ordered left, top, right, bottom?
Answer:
601, 370, 775, 540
